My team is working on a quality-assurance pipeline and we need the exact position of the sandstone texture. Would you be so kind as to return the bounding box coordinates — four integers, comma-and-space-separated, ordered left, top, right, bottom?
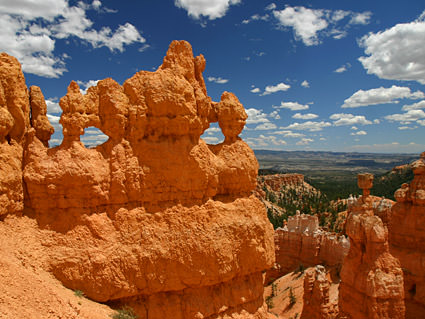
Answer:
339, 174, 405, 319
0, 41, 275, 318
390, 152, 425, 318
259, 173, 304, 192
272, 213, 349, 277
301, 265, 338, 319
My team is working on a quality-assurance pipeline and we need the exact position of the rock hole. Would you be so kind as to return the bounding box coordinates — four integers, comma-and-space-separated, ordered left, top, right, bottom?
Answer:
409, 283, 416, 297
81, 127, 108, 148
5, 134, 11, 145
201, 122, 224, 145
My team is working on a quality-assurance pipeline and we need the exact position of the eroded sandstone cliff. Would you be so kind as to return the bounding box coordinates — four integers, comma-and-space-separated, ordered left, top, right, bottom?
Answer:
390, 152, 425, 318
0, 41, 275, 318
339, 174, 405, 319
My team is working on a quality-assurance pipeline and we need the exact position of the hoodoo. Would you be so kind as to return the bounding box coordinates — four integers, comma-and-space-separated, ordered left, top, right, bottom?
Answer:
0, 41, 275, 318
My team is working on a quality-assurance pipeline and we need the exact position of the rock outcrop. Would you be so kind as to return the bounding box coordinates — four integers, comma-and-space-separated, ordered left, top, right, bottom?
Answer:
301, 265, 338, 319
259, 173, 304, 192
0, 41, 275, 318
390, 152, 425, 318
339, 174, 405, 319
272, 213, 349, 276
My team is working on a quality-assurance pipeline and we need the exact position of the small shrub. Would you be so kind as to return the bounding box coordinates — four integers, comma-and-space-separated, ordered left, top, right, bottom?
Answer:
289, 287, 296, 305
74, 290, 84, 298
112, 306, 138, 319
271, 282, 277, 297
265, 295, 274, 309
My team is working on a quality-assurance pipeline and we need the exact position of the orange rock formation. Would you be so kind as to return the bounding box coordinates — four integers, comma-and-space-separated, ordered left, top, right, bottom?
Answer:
390, 152, 425, 318
259, 173, 304, 192
0, 41, 275, 318
339, 174, 405, 319
272, 213, 349, 276
301, 265, 338, 319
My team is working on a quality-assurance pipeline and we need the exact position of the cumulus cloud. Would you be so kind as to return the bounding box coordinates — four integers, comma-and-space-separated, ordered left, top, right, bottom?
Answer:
272, 6, 372, 46
398, 126, 417, 130
250, 87, 260, 93
273, 101, 309, 111
402, 100, 425, 111
359, 13, 425, 84
242, 13, 269, 24
207, 76, 229, 84
296, 138, 314, 145
351, 130, 367, 136
46, 99, 62, 114
174, 0, 241, 20
246, 108, 270, 124
271, 130, 305, 138
269, 110, 280, 120
284, 121, 331, 131
330, 113, 372, 126
203, 136, 220, 143
292, 113, 318, 120
265, 3, 276, 11
385, 109, 425, 123
76, 79, 100, 94
81, 128, 108, 147
301, 80, 310, 88
0, 0, 145, 78
254, 123, 277, 130
262, 82, 291, 95
273, 6, 328, 46
341, 85, 424, 108
245, 134, 286, 148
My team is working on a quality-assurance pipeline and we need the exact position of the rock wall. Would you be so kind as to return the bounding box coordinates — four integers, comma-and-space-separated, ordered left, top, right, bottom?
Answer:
0, 41, 275, 318
301, 265, 338, 319
390, 152, 425, 318
339, 174, 405, 319
272, 213, 349, 276
259, 173, 304, 192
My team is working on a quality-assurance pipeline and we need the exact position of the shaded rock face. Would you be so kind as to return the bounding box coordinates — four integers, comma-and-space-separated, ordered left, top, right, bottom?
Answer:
301, 265, 338, 319
1, 41, 275, 318
390, 152, 425, 318
339, 174, 405, 319
272, 213, 349, 276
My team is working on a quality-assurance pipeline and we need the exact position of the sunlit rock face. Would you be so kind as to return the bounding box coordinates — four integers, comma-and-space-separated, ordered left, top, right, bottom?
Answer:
1, 41, 275, 318
390, 152, 425, 318
339, 174, 405, 319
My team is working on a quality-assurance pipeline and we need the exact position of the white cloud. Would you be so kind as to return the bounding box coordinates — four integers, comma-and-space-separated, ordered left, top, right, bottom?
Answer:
0, 0, 145, 78
351, 126, 358, 130
46, 99, 61, 114
398, 126, 417, 130
402, 100, 425, 111
351, 130, 367, 136
418, 119, 425, 126
334, 63, 351, 73
330, 113, 372, 126
246, 108, 270, 124
242, 13, 269, 24
341, 85, 424, 108
346, 142, 425, 153
245, 134, 286, 148
81, 130, 108, 147
271, 130, 305, 138
301, 80, 310, 88
373, 119, 380, 124
76, 80, 100, 95
254, 123, 277, 130
273, 6, 328, 46
207, 76, 229, 84
273, 101, 309, 111
349, 12, 372, 25
262, 82, 291, 95
319, 137, 326, 141
292, 113, 318, 120
47, 113, 62, 132
250, 87, 260, 93
203, 136, 220, 143
358, 14, 425, 84
284, 121, 331, 132
296, 138, 314, 145
272, 6, 372, 46
265, 3, 276, 11
204, 127, 221, 135
174, 0, 241, 20
385, 109, 425, 122
269, 110, 280, 120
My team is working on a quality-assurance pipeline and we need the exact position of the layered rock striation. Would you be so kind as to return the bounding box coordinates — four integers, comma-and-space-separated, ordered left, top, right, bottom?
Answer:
273, 213, 349, 276
0, 41, 275, 318
339, 174, 405, 319
390, 152, 425, 318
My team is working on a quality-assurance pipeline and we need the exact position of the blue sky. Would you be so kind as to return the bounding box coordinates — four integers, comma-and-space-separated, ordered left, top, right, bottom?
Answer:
1, 0, 425, 153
